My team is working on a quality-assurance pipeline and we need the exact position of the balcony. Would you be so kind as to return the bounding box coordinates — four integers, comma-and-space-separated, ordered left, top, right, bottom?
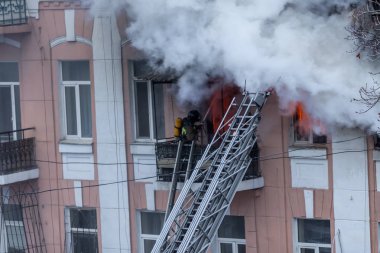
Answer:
0, 128, 38, 185
0, 0, 27, 26
155, 140, 264, 190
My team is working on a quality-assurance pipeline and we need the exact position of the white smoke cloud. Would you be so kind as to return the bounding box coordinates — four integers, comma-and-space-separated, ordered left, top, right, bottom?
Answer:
89, 0, 380, 131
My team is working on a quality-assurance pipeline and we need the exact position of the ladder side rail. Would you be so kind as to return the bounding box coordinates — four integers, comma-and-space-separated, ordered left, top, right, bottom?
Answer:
193, 152, 255, 253
190, 109, 262, 252
188, 92, 270, 252
197, 154, 254, 253
153, 92, 267, 253
191, 136, 257, 252
176, 97, 256, 252
159, 95, 253, 250
151, 143, 216, 253
164, 140, 185, 221
185, 141, 196, 180
152, 116, 238, 253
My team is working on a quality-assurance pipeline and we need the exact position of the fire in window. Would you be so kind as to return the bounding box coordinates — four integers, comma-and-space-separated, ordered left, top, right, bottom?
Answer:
293, 103, 326, 144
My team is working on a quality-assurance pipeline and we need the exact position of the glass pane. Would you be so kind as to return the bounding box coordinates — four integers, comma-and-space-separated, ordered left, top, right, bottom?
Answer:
62, 61, 90, 81
0, 62, 19, 82
133, 60, 151, 78
152, 82, 165, 139
70, 209, 97, 229
0, 86, 12, 136
218, 216, 245, 239
238, 244, 246, 253
65, 86, 77, 135
6, 224, 27, 250
300, 248, 315, 253
14, 85, 21, 135
135, 81, 150, 138
313, 134, 327, 144
220, 243, 233, 253
3, 204, 23, 221
319, 247, 331, 253
79, 85, 92, 138
143, 239, 156, 253
72, 232, 98, 253
140, 212, 165, 235
298, 219, 331, 244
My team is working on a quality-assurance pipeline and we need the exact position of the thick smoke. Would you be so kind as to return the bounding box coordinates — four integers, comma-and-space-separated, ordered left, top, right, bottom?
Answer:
90, 0, 380, 131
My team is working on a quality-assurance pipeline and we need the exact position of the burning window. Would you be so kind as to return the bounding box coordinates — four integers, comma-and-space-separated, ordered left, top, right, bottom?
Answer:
293, 103, 326, 144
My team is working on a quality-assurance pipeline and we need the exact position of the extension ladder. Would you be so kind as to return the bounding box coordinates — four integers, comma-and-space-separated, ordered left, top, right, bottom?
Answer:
152, 91, 270, 253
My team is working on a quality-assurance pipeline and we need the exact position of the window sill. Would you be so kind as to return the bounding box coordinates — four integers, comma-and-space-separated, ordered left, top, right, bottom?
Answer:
130, 142, 155, 155
288, 147, 327, 160
59, 139, 93, 154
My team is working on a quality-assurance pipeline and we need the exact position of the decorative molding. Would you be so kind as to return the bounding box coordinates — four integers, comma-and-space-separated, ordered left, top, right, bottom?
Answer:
0, 36, 21, 48
50, 36, 92, 48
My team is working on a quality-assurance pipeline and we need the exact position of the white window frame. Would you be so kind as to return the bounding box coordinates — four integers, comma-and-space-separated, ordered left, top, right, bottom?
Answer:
291, 117, 326, 145
64, 207, 98, 253
60, 62, 92, 140
217, 215, 246, 253
132, 78, 156, 141
217, 238, 246, 253
0, 204, 27, 253
137, 211, 165, 253
0, 82, 19, 140
293, 219, 332, 253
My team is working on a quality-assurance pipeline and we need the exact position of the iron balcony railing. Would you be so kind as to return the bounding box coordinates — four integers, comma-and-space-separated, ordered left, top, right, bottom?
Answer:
0, 128, 36, 175
155, 140, 261, 182
0, 0, 27, 26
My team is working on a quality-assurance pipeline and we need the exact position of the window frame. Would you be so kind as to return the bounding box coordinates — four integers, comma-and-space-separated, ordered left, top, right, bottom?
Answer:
291, 116, 327, 146
137, 211, 165, 253
217, 215, 246, 253
131, 62, 166, 142
0, 82, 20, 139
64, 207, 98, 253
294, 218, 332, 253
60, 61, 92, 140
0, 204, 27, 253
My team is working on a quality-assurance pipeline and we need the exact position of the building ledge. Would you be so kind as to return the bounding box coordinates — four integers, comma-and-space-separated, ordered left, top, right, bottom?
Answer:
153, 177, 265, 191
0, 22, 32, 35
0, 168, 39, 185
59, 140, 93, 154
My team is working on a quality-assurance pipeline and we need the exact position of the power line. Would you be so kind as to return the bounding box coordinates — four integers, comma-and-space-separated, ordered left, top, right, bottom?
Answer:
2, 144, 376, 198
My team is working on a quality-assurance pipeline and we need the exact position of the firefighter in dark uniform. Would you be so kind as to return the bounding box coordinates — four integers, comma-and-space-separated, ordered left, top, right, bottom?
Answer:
174, 110, 201, 141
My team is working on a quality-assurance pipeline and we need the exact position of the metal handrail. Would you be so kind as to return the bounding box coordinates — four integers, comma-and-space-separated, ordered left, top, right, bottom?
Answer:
0, 127, 35, 142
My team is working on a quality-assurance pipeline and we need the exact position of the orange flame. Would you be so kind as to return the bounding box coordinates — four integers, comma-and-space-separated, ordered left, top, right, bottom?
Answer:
209, 85, 241, 133
293, 102, 326, 136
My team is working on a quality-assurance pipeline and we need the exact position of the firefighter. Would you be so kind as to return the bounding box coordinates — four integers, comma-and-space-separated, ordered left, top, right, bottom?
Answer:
181, 110, 201, 141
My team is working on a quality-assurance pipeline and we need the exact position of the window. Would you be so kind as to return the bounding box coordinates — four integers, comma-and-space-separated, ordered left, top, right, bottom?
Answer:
65, 208, 98, 253
0, 204, 27, 253
0, 62, 21, 141
292, 103, 326, 145
217, 215, 246, 253
139, 211, 165, 253
61, 61, 92, 139
295, 219, 331, 253
132, 61, 166, 140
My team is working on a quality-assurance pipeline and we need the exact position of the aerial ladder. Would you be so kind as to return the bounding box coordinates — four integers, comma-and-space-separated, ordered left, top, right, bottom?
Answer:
152, 91, 270, 253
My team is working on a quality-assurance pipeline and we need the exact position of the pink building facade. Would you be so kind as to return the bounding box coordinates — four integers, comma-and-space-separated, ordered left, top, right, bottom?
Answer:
0, 1, 378, 253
